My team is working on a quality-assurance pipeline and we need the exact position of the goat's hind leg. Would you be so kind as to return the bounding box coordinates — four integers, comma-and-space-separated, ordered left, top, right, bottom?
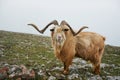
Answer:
92, 51, 102, 75
93, 49, 104, 75
93, 63, 100, 75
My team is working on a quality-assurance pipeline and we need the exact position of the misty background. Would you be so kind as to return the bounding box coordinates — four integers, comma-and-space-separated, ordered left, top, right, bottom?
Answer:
0, 0, 120, 46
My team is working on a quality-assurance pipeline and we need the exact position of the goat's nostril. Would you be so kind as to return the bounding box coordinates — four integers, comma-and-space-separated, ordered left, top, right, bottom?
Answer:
58, 36, 61, 39
56, 35, 62, 41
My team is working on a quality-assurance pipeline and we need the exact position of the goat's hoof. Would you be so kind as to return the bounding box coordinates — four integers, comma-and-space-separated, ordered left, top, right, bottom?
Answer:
93, 70, 100, 75
63, 70, 69, 75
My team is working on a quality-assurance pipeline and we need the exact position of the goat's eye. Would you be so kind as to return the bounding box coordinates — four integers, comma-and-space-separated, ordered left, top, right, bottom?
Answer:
50, 29, 54, 31
63, 29, 69, 31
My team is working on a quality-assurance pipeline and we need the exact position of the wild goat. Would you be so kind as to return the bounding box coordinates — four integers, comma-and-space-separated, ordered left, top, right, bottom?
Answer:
28, 20, 105, 74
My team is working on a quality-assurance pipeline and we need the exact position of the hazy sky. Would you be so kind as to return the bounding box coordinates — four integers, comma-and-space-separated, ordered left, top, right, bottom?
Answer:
0, 0, 120, 46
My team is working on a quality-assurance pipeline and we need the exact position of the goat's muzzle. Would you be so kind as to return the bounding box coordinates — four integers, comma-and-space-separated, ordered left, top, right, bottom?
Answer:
56, 34, 64, 44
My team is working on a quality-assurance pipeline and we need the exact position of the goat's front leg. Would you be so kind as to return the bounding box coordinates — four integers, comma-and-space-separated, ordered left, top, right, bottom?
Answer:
63, 59, 73, 75
63, 62, 69, 74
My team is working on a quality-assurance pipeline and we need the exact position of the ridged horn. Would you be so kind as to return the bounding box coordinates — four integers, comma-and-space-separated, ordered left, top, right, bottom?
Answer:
60, 20, 88, 36
75, 26, 88, 36
60, 20, 76, 35
28, 20, 58, 34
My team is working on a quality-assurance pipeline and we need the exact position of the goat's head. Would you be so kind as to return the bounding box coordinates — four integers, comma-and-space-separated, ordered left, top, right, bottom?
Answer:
28, 20, 88, 48
50, 25, 66, 47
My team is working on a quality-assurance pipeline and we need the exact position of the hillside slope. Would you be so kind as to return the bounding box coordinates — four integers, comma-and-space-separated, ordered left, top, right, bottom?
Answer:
0, 30, 120, 80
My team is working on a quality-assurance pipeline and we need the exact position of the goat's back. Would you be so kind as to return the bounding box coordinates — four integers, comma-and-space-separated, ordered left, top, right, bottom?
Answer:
75, 32, 105, 61
76, 32, 105, 47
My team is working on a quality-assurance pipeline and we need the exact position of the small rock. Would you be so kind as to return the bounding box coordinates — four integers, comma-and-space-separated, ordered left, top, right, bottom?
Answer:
86, 72, 93, 76
86, 64, 92, 68
47, 61, 52, 64
55, 73, 65, 80
10, 67, 17, 73
72, 58, 80, 63
80, 60, 87, 65
38, 70, 45, 76
0, 50, 3, 56
9, 72, 15, 78
41, 64, 45, 67
101, 63, 109, 68
46, 72, 51, 76
88, 75, 102, 80
0, 67, 8, 79
51, 67, 62, 71
73, 58, 87, 65
29, 69, 35, 78
106, 76, 114, 80
106, 76, 120, 80
68, 73, 79, 80
70, 66, 79, 74
20, 65, 28, 74
103, 70, 110, 75
42, 57, 47, 60
3, 63, 9, 67
48, 76, 56, 80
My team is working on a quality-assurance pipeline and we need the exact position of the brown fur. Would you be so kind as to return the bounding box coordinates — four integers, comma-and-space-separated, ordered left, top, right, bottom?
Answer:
51, 27, 105, 74
28, 20, 105, 75
75, 32, 105, 74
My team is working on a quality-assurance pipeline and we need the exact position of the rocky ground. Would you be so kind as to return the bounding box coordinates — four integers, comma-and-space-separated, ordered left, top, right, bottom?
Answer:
0, 30, 120, 80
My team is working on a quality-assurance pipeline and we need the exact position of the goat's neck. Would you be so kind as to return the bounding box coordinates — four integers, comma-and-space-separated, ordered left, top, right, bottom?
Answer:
52, 42, 64, 59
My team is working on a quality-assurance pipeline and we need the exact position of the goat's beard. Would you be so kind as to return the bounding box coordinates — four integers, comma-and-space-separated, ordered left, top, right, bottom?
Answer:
51, 36, 66, 60
56, 38, 65, 49
52, 37, 66, 53
54, 39, 65, 59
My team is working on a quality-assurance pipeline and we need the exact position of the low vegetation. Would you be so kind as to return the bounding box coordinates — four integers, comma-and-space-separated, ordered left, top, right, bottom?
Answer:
0, 30, 120, 80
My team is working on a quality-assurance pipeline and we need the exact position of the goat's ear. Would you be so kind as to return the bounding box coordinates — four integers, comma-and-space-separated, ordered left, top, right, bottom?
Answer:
50, 28, 54, 31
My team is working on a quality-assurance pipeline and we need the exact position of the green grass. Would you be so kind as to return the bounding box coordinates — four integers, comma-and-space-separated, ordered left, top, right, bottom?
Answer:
0, 31, 53, 65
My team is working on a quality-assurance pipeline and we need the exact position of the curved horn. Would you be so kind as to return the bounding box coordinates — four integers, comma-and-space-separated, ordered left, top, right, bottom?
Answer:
75, 26, 88, 36
60, 20, 88, 36
28, 20, 58, 34
60, 20, 76, 35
